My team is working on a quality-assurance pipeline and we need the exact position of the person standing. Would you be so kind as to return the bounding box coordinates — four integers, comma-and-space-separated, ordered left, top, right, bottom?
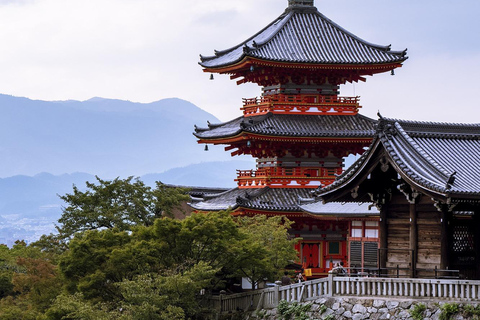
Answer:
281, 271, 291, 285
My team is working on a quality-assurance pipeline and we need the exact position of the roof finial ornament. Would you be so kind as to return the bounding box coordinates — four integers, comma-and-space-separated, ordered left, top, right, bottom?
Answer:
288, 0, 314, 7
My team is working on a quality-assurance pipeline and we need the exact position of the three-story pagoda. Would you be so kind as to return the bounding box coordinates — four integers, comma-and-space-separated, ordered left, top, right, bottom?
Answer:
191, 0, 407, 277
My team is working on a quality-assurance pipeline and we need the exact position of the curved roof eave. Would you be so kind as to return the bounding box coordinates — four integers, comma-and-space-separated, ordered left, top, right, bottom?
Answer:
199, 5, 407, 70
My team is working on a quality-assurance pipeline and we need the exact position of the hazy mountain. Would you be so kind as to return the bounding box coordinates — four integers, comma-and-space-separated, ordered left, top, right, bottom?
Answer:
0, 94, 256, 245
0, 161, 255, 246
0, 94, 233, 177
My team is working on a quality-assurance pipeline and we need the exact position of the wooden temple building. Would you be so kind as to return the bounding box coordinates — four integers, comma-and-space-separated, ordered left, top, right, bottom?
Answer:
190, 0, 407, 278
311, 117, 480, 279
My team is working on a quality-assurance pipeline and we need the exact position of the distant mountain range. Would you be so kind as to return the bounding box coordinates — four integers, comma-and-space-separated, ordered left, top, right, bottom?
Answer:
0, 94, 236, 177
0, 94, 254, 245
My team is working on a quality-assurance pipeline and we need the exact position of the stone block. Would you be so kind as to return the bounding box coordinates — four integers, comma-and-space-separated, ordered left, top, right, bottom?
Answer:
367, 307, 378, 314
374, 300, 386, 308
379, 312, 391, 320
344, 302, 354, 311
386, 301, 399, 310
396, 310, 409, 319
353, 314, 364, 320
343, 311, 353, 318
335, 307, 345, 315
352, 304, 367, 314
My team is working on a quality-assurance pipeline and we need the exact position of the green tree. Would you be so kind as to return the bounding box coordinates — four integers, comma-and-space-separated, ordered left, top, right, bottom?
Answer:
235, 215, 299, 288
57, 176, 189, 239
0, 242, 61, 319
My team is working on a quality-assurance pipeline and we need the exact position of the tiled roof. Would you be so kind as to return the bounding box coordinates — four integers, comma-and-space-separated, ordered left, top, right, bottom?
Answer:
239, 188, 313, 211
300, 201, 379, 217
200, 4, 407, 69
194, 113, 376, 140
318, 117, 480, 199
189, 188, 248, 211
189, 187, 313, 212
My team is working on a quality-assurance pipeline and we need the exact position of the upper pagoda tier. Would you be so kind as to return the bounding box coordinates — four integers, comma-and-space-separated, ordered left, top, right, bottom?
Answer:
199, 0, 407, 86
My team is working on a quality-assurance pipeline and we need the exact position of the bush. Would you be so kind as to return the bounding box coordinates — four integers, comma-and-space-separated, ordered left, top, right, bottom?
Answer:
439, 303, 459, 320
277, 300, 312, 320
409, 303, 426, 320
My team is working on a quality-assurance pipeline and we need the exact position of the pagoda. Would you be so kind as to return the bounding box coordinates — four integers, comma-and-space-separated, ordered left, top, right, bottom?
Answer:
191, 0, 407, 277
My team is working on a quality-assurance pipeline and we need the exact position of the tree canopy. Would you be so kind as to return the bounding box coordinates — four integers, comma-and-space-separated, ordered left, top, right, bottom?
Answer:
56, 176, 190, 239
0, 176, 300, 319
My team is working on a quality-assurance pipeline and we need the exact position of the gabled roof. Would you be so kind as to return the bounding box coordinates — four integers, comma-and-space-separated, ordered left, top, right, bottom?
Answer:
199, 3, 407, 69
194, 113, 376, 140
300, 201, 379, 217
317, 116, 480, 202
189, 185, 379, 217
189, 187, 312, 212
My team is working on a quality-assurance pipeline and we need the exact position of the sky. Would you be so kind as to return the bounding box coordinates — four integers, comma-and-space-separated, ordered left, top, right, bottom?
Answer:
0, 0, 480, 123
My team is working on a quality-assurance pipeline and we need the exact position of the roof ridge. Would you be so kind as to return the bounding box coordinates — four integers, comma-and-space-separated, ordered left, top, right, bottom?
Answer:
389, 122, 452, 189
199, 11, 291, 63
313, 10, 399, 54
383, 116, 480, 129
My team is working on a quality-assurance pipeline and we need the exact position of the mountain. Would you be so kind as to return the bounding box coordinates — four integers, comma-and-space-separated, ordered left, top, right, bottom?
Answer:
0, 161, 255, 246
0, 94, 256, 245
0, 94, 232, 177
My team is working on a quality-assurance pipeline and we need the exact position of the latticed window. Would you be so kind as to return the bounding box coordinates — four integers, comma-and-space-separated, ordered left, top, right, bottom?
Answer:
452, 224, 475, 253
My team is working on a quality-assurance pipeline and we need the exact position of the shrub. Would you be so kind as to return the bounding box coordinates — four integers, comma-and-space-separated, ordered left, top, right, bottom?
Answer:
277, 300, 312, 320
409, 303, 426, 320
439, 303, 459, 320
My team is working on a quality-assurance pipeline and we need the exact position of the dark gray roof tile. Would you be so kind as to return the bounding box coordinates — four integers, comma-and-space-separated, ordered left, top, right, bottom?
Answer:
318, 117, 480, 199
200, 6, 406, 68
194, 113, 376, 140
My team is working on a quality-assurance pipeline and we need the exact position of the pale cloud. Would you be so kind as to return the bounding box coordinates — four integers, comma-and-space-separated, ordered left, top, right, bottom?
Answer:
0, 0, 34, 5
0, 0, 478, 123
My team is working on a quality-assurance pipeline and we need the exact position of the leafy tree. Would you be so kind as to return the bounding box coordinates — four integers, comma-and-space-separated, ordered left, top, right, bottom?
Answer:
0, 242, 61, 319
12, 257, 61, 312
56, 176, 190, 239
235, 215, 299, 288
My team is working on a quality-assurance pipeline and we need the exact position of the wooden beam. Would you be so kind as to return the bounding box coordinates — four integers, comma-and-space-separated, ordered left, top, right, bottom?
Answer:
409, 203, 418, 278
474, 211, 480, 279
379, 206, 388, 274
440, 209, 449, 270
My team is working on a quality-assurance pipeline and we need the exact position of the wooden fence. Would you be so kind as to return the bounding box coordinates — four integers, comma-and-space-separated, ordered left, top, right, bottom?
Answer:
205, 274, 480, 313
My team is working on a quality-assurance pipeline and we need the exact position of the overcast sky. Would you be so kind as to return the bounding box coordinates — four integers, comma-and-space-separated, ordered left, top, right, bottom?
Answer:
1, 0, 479, 123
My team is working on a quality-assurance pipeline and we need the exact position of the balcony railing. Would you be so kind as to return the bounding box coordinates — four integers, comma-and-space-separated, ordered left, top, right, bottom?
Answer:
241, 94, 361, 116
235, 167, 342, 188
204, 273, 478, 314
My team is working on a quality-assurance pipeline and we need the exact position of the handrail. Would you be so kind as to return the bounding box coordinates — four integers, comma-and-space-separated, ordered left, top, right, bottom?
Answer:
242, 94, 360, 107
204, 273, 479, 314
241, 94, 361, 116
236, 167, 341, 179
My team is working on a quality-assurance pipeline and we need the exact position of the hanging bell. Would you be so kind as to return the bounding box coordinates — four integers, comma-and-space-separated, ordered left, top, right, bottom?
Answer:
391, 69, 395, 76
209, 74, 214, 80
204, 145, 209, 151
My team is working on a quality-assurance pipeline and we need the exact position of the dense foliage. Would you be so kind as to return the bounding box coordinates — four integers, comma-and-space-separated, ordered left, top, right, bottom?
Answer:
0, 177, 299, 319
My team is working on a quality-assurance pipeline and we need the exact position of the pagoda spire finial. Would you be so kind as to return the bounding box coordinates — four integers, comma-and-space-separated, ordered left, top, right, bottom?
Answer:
288, 0, 314, 7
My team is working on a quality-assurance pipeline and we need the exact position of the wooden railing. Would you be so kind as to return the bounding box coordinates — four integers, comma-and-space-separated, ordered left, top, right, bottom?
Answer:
235, 167, 341, 188
204, 274, 480, 313
241, 94, 360, 116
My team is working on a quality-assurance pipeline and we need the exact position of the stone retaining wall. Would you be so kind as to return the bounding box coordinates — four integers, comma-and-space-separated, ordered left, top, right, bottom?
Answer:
248, 297, 479, 320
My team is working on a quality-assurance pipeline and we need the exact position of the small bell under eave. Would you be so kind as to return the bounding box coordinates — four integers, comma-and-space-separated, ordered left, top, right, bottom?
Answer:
209, 74, 214, 80
391, 69, 395, 76
204, 145, 209, 151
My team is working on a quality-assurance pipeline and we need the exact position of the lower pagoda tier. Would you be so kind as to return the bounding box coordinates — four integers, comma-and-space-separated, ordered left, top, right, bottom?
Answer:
195, 113, 376, 188
189, 187, 379, 278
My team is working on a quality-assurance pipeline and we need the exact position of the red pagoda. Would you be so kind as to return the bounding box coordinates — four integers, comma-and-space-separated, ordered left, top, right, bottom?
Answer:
190, 0, 407, 277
